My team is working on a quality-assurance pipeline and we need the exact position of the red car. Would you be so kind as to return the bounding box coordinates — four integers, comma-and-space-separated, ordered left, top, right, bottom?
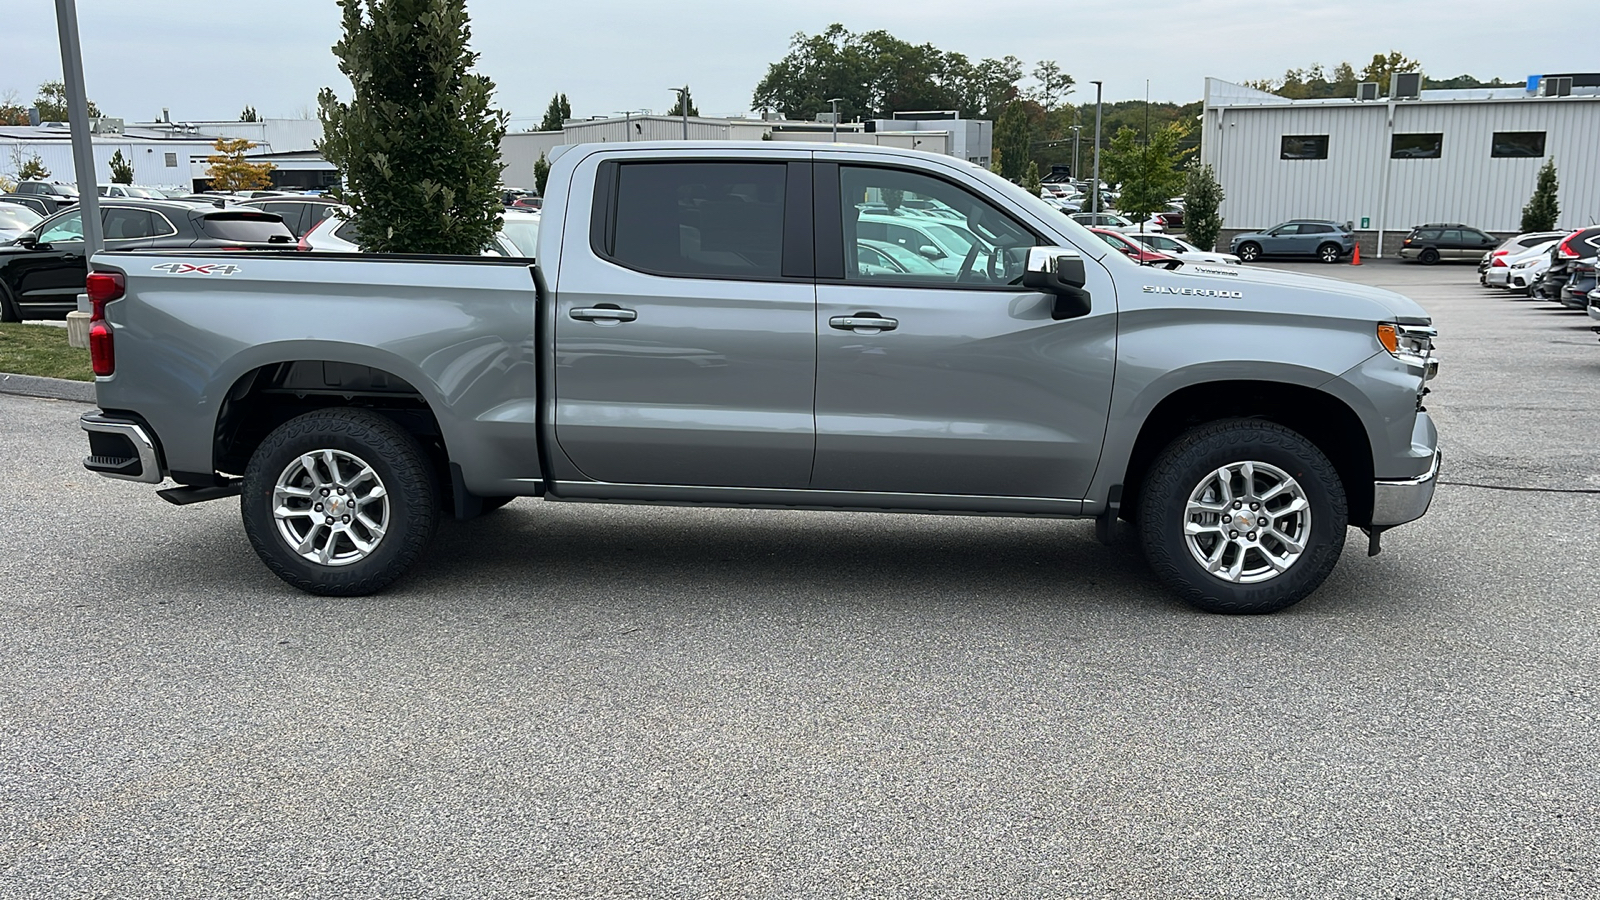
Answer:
1090, 228, 1180, 265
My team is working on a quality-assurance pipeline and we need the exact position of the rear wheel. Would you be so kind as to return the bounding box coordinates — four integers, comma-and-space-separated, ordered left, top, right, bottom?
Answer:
1317, 242, 1342, 263
1236, 242, 1261, 262
242, 408, 439, 596
1137, 419, 1347, 614
1419, 248, 1440, 265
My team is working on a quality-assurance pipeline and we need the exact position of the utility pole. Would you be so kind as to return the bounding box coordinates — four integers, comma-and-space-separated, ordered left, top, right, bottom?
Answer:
614, 109, 646, 142
1091, 80, 1104, 215
54, 0, 101, 256
827, 98, 843, 141
668, 86, 690, 139
1071, 125, 1081, 181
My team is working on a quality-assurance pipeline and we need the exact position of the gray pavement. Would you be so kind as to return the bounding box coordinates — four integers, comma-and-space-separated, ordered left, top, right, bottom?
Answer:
1, 261, 1597, 898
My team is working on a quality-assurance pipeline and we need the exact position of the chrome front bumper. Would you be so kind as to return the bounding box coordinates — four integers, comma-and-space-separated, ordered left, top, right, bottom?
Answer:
1371, 451, 1441, 528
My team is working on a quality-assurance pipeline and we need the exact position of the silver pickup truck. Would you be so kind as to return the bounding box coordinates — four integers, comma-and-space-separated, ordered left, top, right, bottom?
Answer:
78, 142, 1439, 614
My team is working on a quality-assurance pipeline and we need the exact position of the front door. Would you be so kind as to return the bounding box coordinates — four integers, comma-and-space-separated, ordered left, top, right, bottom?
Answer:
811, 163, 1117, 500
553, 159, 817, 488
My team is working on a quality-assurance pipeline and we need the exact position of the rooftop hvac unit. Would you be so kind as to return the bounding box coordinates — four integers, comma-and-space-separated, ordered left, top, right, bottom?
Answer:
1357, 82, 1380, 102
1390, 73, 1422, 100
1542, 76, 1573, 97
91, 117, 124, 134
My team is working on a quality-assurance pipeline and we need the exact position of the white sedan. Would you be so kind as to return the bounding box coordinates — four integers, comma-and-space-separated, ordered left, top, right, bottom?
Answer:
301, 205, 534, 257
1125, 232, 1241, 265
1070, 212, 1162, 235
1488, 240, 1557, 294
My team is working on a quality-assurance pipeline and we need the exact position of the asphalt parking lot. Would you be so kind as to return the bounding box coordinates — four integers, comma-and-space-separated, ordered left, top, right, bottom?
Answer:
2, 259, 1597, 898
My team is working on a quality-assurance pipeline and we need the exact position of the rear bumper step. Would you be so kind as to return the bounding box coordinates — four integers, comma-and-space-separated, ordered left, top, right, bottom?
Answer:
80, 414, 163, 484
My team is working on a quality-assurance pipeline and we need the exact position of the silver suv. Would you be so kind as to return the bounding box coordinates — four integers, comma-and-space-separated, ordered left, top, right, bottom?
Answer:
1230, 220, 1356, 263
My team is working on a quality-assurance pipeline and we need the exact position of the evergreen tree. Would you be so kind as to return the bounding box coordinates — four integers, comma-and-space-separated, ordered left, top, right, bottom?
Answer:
18, 154, 50, 181
1183, 164, 1225, 252
1023, 160, 1042, 195
240, 104, 259, 122
1520, 159, 1559, 233
666, 88, 698, 118
318, 0, 508, 255
108, 149, 134, 184
533, 153, 550, 197
995, 102, 1031, 182
539, 93, 570, 131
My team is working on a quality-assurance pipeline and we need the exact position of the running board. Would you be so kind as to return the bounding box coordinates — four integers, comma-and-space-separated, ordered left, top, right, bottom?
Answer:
158, 480, 242, 505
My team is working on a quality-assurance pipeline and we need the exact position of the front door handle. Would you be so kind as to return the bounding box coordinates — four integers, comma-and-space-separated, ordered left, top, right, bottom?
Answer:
570, 306, 637, 322
829, 314, 898, 333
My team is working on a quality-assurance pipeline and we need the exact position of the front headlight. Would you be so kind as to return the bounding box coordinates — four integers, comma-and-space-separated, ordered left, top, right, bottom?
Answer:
1377, 322, 1437, 377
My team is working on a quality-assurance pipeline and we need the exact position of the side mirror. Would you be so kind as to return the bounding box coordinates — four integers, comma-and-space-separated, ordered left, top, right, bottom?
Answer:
918, 244, 943, 260
14, 232, 38, 249
1021, 247, 1091, 320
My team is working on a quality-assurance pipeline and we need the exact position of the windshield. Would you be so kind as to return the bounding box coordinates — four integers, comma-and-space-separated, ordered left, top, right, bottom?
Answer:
0, 204, 43, 231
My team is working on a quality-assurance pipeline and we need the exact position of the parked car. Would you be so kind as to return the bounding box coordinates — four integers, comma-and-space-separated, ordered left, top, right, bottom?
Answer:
1561, 257, 1596, 309
1149, 206, 1185, 232
300, 207, 523, 257
12, 181, 80, 212
1089, 228, 1180, 266
98, 185, 163, 199
1485, 240, 1559, 295
0, 194, 57, 217
510, 196, 542, 210
498, 208, 541, 257
1396, 223, 1498, 264
0, 203, 44, 242
1534, 228, 1600, 301
855, 238, 948, 278
1478, 230, 1567, 283
1229, 220, 1355, 263
856, 212, 991, 275
239, 196, 344, 239
0, 199, 294, 322
1125, 232, 1241, 265
1071, 212, 1162, 235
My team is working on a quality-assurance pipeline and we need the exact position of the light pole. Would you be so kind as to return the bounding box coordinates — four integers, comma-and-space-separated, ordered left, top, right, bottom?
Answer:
1091, 80, 1104, 214
826, 98, 843, 141
54, 0, 101, 257
1071, 125, 1081, 181
668, 86, 690, 139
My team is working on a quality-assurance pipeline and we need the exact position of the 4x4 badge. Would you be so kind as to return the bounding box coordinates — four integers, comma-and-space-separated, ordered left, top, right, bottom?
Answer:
151, 263, 241, 275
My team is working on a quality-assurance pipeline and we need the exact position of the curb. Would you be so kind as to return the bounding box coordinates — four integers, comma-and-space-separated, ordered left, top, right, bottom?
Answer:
0, 372, 96, 404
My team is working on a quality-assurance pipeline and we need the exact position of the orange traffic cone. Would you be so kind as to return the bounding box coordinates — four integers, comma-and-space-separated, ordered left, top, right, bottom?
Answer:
1351, 243, 1362, 265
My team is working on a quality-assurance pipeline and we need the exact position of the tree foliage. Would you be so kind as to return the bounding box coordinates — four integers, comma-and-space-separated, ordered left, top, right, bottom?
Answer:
108, 149, 134, 184
34, 80, 100, 121
1183, 164, 1225, 252
18, 154, 50, 181
1241, 51, 1514, 99
0, 89, 28, 126
240, 104, 259, 122
538, 92, 571, 131
1101, 123, 1191, 222
1023, 160, 1041, 195
666, 88, 699, 118
1520, 159, 1560, 233
995, 102, 1031, 182
206, 138, 275, 191
317, 0, 509, 255
533, 153, 550, 197
751, 24, 1031, 121
1027, 61, 1073, 112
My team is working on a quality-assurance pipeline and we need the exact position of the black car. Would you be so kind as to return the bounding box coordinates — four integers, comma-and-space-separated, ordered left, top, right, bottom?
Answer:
1396, 223, 1498, 264
1534, 228, 1600, 302
12, 181, 81, 213
0, 199, 295, 322
239, 195, 344, 238
1561, 257, 1596, 310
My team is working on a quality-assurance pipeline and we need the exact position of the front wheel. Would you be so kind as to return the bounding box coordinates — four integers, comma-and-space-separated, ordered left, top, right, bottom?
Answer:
1236, 242, 1261, 262
1137, 419, 1347, 614
1317, 242, 1342, 263
242, 408, 439, 596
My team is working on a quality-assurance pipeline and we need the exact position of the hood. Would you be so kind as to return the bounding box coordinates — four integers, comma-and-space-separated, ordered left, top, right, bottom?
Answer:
1156, 261, 1431, 323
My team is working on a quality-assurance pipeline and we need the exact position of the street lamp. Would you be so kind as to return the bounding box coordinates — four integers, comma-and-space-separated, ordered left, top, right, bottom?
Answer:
826, 98, 843, 141
667, 86, 690, 139
1091, 80, 1104, 214
1070, 125, 1081, 182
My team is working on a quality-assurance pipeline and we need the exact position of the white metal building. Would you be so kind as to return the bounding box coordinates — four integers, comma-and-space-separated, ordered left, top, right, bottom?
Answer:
1, 123, 215, 189
1201, 75, 1600, 254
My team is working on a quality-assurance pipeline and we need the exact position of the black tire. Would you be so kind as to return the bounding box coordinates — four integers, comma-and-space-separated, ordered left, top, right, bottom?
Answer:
1419, 248, 1440, 265
242, 408, 439, 596
0, 284, 20, 323
1236, 242, 1261, 262
1317, 242, 1342, 263
1137, 419, 1347, 614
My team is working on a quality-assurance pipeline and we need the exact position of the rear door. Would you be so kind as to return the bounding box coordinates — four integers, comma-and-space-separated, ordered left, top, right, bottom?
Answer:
810, 159, 1116, 500
552, 155, 818, 488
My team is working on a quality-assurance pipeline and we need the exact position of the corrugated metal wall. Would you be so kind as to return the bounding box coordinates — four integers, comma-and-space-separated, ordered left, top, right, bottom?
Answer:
1202, 97, 1600, 234
4, 136, 216, 189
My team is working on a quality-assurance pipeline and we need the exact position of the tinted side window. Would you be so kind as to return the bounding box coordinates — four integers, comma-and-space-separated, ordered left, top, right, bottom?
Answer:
102, 207, 155, 240
608, 162, 786, 279
1442, 230, 1465, 244
1416, 229, 1442, 241
200, 214, 294, 243
1280, 135, 1329, 160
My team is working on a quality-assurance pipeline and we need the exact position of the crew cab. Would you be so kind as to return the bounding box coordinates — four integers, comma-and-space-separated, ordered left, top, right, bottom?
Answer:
77, 142, 1441, 614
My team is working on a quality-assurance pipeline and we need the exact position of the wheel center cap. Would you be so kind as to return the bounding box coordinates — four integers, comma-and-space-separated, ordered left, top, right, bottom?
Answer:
327, 496, 346, 516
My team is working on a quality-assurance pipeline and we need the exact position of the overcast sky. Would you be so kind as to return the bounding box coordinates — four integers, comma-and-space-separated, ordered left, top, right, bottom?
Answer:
6, 1, 1577, 125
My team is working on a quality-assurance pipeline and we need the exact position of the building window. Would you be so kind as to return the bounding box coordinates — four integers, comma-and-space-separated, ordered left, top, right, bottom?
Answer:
1391, 133, 1442, 159
164, 152, 177, 167
1280, 135, 1328, 160
1491, 132, 1546, 158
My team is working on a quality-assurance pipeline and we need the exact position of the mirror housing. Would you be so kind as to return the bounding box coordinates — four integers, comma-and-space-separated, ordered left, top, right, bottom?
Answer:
14, 232, 39, 249
918, 244, 943, 260
1022, 247, 1092, 320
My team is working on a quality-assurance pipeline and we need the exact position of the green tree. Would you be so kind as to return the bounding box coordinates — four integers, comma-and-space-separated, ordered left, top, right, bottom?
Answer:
538, 92, 570, 131
1102, 123, 1191, 225
666, 88, 698, 118
240, 104, 259, 122
1023, 160, 1041, 195
533, 153, 550, 196
34, 80, 100, 121
18, 154, 49, 181
1359, 51, 1421, 95
317, 0, 509, 255
108, 148, 134, 184
1520, 159, 1559, 233
0, 89, 28, 126
1027, 60, 1073, 113
1183, 164, 1225, 252
994, 102, 1031, 182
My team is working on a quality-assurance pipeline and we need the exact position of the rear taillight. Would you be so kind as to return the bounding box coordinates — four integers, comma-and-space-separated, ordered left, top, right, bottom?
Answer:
1491, 257, 1507, 267
1492, 249, 1509, 256
1558, 234, 1580, 259
85, 271, 123, 377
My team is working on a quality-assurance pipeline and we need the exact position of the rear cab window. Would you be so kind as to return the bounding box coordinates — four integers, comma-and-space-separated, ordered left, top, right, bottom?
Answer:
201, 214, 295, 244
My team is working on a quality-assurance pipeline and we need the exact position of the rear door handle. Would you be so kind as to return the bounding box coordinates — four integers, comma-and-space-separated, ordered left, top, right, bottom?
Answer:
570, 306, 637, 322
829, 315, 898, 332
